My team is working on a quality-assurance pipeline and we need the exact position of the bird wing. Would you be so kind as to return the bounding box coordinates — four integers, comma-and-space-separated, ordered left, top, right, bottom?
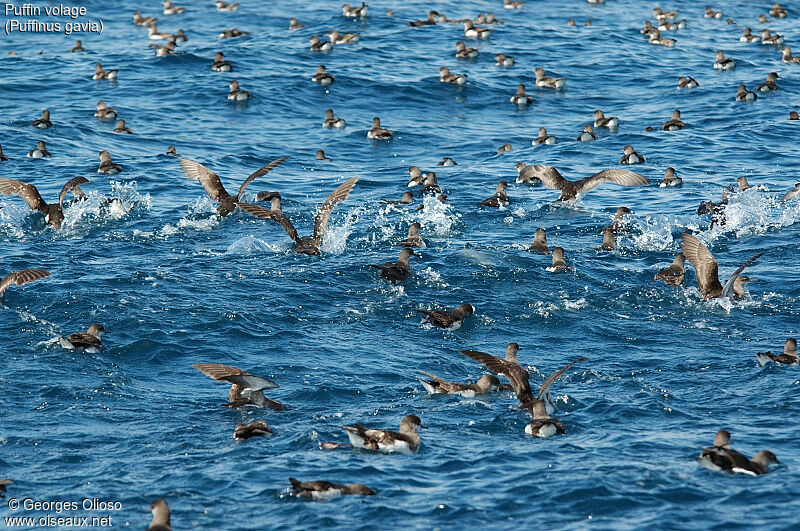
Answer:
537, 357, 589, 401
236, 156, 289, 200
179, 158, 230, 201
722, 253, 763, 299
0, 178, 47, 212
525, 165, 569, 191
236, 202, 299, 242
517, 165, 542, 182
312, 177, 359, 245
418, 370, 448, 384
58, 177, 90, 207
460, 349, 531, 403
578, 170, 650, 193
681, 234, 723, 297
0, 268, 51, 296
192, 363, 278, 391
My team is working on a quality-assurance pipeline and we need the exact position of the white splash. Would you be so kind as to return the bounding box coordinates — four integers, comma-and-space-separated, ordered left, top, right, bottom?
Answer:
321, 206, 364, 254
225, 235, 285, 255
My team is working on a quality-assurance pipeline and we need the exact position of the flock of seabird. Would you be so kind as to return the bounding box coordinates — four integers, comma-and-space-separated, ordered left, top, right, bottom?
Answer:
1, 0, 799, 527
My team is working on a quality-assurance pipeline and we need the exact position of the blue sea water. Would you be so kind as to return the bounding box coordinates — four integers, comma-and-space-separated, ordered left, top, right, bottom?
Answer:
1, 0, 799, 528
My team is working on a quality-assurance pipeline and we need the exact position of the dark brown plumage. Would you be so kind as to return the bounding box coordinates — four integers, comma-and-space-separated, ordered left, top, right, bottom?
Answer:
0, 268, 50, 297
654, 253, 685, 286
417, 371, 499, 395
398, 222, 424, 247
756, 338, 798, 366
529, 228, 550, 254
479, 181, 509, 207
342, 414, 422, 454
192, 363, 285, 410
0, 177, 89, 229
180, 156, 288, 217
148, 499, 171, 531
520, 165, 650, 201
370, 248, 416, 283
289, 478, 375, 499
60, 323, 105, 351
233, 420, 272, 440
699, 430, 779, 475
237, 176, 358, 255
680, 233, 761, 299
414, 303, 473, 329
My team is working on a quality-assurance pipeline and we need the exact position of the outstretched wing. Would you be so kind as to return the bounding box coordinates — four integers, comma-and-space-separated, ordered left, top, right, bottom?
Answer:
179, 158, 230, 201
59, 177, 90, 207
681, 233, 722, 297
722, 253, 763, 299
0, 178, 47, 212
537, 357, 588, 401
236, 156, 289, 200
460, 349, 531, 403
313, 177, 359, 244
192, 362, 278, 391
418, 370, 448, 384
0, 268, 50, 296
578, 170, 650, 193
525, 165, 569, 191
236, 202, 299, 242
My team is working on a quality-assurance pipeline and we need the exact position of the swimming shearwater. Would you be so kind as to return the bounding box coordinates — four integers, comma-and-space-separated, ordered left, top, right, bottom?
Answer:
680, 233, 762, 300
479, 181, 509, 207
781, 183, 800, 202
654, 253, 685, 286
312, 65, 334, 85
323, 109, 346, 128
417, 372, 499, 397
211, 52, 233, 71
619, 145, 645, 164
370, 248, 416, 282
93, 63, 118, 81
233, 420, 272, 440
576, 125, 597, 141
94, 102, 117, 120
0, 268, 50, 298
237, 176, 358, 255
316, 150, 331, 162
713, 50, 735, 70
439, 67, 467, 85
381, 191, 413, 205
677, 76, 699, 89
662, 110, 685, 130
98, 151, 123, 174
737, 176, 750, 191
58, 324, 106, 352
735, 84, 757, 102
398, 222, 424, 247
410, 11, 438, 27
342, 414, 422, 454
70, 39, 85, 52
27, 140, 50, 158
148, 499, 171, 531
328, 30, 359, 44
756, 72, 778, 92
455, 41, 478, 59
113, 119, 133, 134
593, 110, 619, 129
342, 2, 368, 18
756, 338, 798, 366
510, 84, 532, 105
192, 363, 286, 410
438, 157, 457, 166
0, 176, 89, 228
495, 53, 514, 67
533, 127, 557, 145
699, 430, 779, 475
534, 67, 565, 89
179, 156, 287, 217
660, 167, 683, 187
31, 109, 52, 128
529, 228, 550, 254
216, 1, 239, 12
289, 478, 375, 499
517, 165, 649, 201
496, 143, 512, 154
547, 247, 569, 271
227, 80, 250, 101
770, 2, 787, 18
367, 117, 392, 140
309, 35, 333, 52
598, 227, 616, 250
414, 303, 473, 329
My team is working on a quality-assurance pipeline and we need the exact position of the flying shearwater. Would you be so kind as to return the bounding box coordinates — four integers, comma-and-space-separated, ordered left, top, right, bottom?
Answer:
192, 363, 286, 410
233, 420, 272, 440
516, 165, 649, 201
370, 248, 416, 282
0, 269, 50, 298
59, 323, 106, 352
654, 253, 685, 286
342, 414, 423, 454
414, 303, 473, 329
680, 233, 762, 300
179, 156, 288, 217
289, 478, 375, 500
699, 430, 779, 476
237, 176, 358, 255
756, 338, 798, 366
0, 176, 89, 228
148, 499, 171, 531
417, 372, 499, 397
